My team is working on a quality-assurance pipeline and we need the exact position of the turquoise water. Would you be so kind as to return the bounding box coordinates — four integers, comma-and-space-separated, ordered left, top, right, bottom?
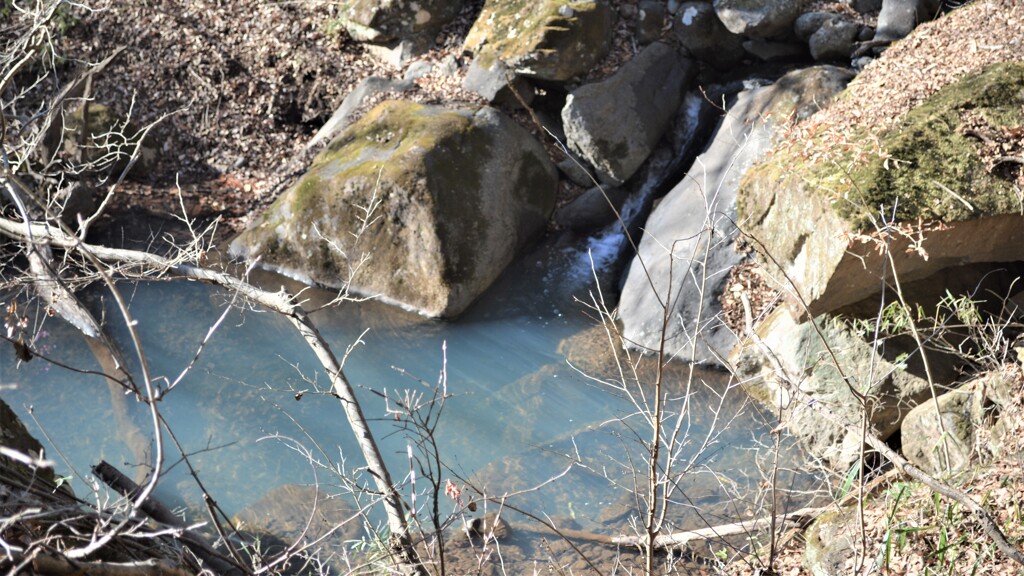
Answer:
0, 237, 811, 535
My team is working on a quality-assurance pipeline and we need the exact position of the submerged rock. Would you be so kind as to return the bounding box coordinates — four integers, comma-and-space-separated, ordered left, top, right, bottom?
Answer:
231, 100, 557, 318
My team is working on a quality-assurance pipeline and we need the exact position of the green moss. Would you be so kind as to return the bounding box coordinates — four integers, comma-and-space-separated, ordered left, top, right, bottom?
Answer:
827, 62, 1024, 229
466, 0, 611, 80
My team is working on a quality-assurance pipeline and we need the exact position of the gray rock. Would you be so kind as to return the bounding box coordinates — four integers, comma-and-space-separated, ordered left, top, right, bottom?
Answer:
336, 0, 465, 65
557, 155, 599, 188
901, 369, 1017, 476
462, 56, 534, 106
901, 381, 984, 476
232, 101, 557, 318
875, 0, 942, 42
732, 309, 934, 468
554, 185, 629, 232
672, 2, 745, 71
637, 1, 667, 44
618, 66, 854, 365
809, 18, 861, 61
793, 11, 841, 42
803, 508, 873, 576
713, 0, 803, 39
305, 75, 418, 150
562, 42, 696, 185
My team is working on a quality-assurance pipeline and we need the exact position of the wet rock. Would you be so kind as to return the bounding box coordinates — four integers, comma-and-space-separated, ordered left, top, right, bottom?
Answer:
232, 100, 557, 318
556, 155, 598, 188
618, 66, 853, 365
672, 2, 745, 71
562, 42, 696, 185
463, 0, 614, 83
713, 0, 803, 39
809, 18, 860, 61
742, 38, 807, 61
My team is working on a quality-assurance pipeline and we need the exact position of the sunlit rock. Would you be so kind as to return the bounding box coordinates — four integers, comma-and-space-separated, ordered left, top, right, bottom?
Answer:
231, 100, 557, 318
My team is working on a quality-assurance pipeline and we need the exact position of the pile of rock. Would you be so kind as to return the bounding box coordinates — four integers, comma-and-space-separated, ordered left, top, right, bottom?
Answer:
234, 0, 956, 319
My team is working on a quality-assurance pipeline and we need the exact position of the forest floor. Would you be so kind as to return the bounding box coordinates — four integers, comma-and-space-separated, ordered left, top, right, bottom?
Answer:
26, 0, 1024, 574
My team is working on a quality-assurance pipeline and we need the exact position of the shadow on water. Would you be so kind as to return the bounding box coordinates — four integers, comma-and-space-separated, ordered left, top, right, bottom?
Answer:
0, 231, 818, 548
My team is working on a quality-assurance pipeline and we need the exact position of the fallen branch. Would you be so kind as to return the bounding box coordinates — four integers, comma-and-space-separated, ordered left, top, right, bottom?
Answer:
29, 555, 193, 576
92, 461, 247, 576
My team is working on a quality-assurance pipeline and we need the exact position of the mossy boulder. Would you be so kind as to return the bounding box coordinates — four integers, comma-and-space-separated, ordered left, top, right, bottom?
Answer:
739, 61, 1024, 317
230, 100, 557, 318
463, 0, 614, 82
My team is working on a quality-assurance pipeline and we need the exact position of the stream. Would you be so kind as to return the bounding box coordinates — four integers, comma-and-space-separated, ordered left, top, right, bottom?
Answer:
1, 228, 815, 540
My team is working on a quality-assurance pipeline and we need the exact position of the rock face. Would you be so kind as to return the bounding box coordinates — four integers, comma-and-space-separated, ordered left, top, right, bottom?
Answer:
617, 66, 853, 364
713, 0, 803, 39
231, 100, 557, 317
731, 308, 933, 468
739, 62, 1024, 318
463, 0, 614, 83
561, 42, 696, 185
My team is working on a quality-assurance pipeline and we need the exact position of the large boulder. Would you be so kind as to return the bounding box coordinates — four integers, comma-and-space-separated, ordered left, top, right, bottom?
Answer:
731, 308, 934, 468
739, 61, 1024, 318
561, 42, 696, 186
617, 66, 854, 364
231, 100, 557, 317
462, 0, 614, 83
712, 0, 803, 39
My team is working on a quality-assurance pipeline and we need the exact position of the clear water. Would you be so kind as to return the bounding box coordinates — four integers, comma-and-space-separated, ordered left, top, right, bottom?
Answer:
1, 233, 811, 537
